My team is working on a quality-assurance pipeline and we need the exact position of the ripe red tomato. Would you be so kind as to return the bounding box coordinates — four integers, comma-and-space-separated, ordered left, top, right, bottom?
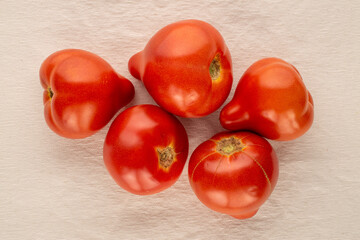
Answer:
188, 131, 278, 219
103, 104, 189, 195
40, 49, 135, 139
220, 58, 314, 141
128, 19, 233, 118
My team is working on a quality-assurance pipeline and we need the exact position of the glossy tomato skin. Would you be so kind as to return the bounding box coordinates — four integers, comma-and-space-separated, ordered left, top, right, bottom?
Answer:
188, 131, 278, 219
128, 19, 233, 118
220, 58, 314, 141
40, 49, 135, 139
103, 104, 189, 195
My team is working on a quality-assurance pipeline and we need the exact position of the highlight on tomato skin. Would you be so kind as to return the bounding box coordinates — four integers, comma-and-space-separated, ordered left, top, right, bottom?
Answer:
188, 131, 279, 219
103, 104, 189, 195
40, 49, 135, 139
220, 57, 314, 141
128, 19, 233, 118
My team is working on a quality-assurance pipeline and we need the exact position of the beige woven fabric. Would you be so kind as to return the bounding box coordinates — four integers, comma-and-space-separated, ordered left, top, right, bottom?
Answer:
1, 0, 359, 239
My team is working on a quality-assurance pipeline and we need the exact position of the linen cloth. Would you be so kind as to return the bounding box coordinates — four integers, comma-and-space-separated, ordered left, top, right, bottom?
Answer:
1, 0, 359, 239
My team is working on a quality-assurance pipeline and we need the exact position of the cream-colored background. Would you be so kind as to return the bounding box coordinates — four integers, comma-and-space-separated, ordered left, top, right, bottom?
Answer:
1, 0, 359, 239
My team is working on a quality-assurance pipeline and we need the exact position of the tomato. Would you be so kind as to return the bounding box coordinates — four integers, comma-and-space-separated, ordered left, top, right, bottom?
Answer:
188, 131, 278, 219
128, 19, 233, 118
220, 58, 314, 141
103, 104, 189, 195
40, 49, 135, 139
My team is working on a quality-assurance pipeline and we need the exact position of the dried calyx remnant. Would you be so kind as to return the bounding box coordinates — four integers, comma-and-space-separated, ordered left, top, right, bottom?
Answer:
48, 87, 54, 99
209, 54, 221, 81
216, 137, 244, 155
157, 146, 176, 170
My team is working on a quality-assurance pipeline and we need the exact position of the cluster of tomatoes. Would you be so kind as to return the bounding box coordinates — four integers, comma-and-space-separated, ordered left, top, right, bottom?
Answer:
40, 20, 314, 219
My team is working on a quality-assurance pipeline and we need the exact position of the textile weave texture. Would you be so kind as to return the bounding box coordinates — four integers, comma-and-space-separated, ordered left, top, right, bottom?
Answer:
1, 0, 359, 239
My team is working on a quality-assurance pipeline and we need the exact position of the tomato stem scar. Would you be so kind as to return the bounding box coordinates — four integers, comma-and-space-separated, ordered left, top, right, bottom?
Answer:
157, 146, 176, 171
48, 87, 54, 99
215, 137, 244, 156
209, 54, 221, 81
